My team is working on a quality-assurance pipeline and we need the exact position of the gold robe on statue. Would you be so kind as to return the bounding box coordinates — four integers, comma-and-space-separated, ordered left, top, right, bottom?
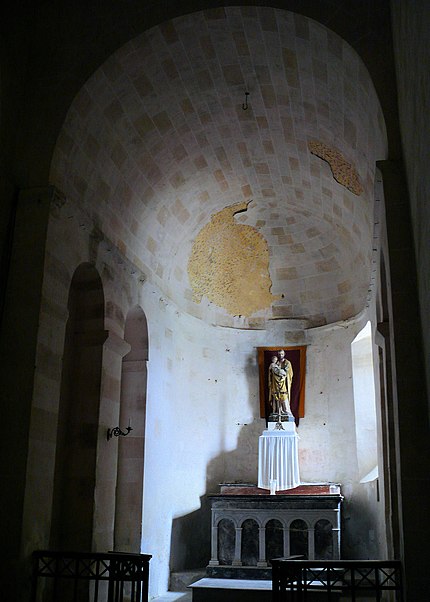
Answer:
268, 359, 293, 415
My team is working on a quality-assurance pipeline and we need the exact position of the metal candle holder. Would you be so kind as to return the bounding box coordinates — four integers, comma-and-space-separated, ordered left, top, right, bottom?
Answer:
107, 424, 133, 441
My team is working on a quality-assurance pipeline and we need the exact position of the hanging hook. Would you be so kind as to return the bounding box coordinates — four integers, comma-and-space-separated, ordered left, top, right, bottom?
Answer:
242, 91, 249, 110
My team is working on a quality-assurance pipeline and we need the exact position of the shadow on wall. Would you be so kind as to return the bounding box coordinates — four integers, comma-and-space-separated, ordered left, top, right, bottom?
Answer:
341, 480, 381, 559
168, 425, 383, 571
169, 417, 265, 573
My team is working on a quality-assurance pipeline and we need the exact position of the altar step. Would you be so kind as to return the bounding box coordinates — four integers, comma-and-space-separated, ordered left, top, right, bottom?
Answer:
169, 568, 207, 592
207, 564, 272, 579
188, 577, 341, 602
188, 578, 272, 602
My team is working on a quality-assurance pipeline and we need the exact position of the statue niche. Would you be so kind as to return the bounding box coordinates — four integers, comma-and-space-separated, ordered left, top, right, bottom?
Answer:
258, 346, 307, 426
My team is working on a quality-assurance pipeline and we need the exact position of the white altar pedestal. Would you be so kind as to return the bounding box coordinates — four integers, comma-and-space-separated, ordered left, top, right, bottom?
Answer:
258, 422, 300, 491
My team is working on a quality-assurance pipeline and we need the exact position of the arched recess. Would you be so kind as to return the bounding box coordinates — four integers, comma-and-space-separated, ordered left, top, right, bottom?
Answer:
217, 519, 235, 566
314, 519, 333, 560
265, 519, 283, 565
50, 263, 106, 550
114, 305, 148, 552
289, 519, 308, 559
241, 519, 259, 566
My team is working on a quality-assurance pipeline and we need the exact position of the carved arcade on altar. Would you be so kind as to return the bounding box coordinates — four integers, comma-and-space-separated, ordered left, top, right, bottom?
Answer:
207, 485, 342, 577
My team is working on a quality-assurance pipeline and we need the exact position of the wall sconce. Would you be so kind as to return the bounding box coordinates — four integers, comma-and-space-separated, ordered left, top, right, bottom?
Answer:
107, 422, 133, 441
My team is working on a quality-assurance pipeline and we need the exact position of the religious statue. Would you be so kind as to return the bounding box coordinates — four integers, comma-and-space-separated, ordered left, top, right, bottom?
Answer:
268, 349, 294, 419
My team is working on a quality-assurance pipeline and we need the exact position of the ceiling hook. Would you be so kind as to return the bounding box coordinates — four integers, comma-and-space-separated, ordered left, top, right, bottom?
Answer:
242, 91, 249, 110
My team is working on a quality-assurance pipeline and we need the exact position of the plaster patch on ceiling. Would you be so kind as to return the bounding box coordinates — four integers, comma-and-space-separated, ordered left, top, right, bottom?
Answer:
188, 201, 279, 316
308, 140, 363, 196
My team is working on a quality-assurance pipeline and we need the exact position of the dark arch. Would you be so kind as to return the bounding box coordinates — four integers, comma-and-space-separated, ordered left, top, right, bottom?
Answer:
266, 518, 283, 565
289, 519, 308, 559
217, 518, 235, 565
2, 1, 398, 193
50, 263, 105, 550
241, 518, 259, 566
315, 519, 333, 560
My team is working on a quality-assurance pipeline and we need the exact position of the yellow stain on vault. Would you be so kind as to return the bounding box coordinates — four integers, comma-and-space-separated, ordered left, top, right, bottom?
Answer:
188, 201, 279, 316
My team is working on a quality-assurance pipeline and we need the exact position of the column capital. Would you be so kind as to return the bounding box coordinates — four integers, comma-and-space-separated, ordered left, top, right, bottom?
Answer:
103, 332, 131, 357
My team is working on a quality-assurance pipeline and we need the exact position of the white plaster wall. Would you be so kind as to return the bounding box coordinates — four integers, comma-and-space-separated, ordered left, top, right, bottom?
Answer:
305, 317, 384, 559
140, 292, 266, 595
300, 321, 361, 484
139, 295, 380, 595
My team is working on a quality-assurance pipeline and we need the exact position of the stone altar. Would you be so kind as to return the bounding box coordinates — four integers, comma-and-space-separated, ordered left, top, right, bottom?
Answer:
207, 484, 342, 579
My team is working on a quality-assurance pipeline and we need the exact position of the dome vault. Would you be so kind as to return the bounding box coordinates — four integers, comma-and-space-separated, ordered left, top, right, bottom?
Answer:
50, 7, 387, 328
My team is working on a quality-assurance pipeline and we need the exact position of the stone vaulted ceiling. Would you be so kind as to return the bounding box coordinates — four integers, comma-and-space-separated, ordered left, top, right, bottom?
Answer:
50, 6, 387, 328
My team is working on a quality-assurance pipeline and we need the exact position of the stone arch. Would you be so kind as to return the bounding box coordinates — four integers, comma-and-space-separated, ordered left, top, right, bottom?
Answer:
50, 262, 106, 550
263, 516, 286, 529
216, 515, 239, 528
114, 305, 149, 552
49, 8, 387, 330
32, 3, 391, 597
13, 3, 396, 192
288, 517, 311, 529
240, 515, 263, 529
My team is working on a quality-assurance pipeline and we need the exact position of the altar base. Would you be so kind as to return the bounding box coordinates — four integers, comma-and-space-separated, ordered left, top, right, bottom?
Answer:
207, 484, 342, 579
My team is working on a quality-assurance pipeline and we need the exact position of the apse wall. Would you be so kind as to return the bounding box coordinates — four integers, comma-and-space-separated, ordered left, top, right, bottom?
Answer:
33, 6, 389, 598
136, 270, 384, 592
140, 293, 383, 594
21, 192, 385, 598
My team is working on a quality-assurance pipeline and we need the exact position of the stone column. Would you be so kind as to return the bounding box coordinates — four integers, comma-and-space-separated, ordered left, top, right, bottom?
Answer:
283, 527, 290, 558
93, 332, 131, 552
257, 526, 267, 567
209, 523, 219, 566
333, 527, 341, 559
308, 527, 315, 560
115, 354, 147, 553
232, 527, 243, 566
